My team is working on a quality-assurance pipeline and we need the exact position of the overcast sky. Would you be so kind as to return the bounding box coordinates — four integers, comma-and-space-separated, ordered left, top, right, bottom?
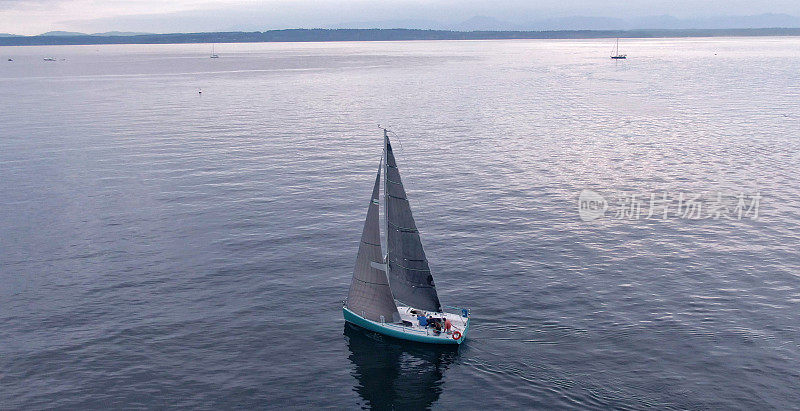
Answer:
3, 0, 800, 35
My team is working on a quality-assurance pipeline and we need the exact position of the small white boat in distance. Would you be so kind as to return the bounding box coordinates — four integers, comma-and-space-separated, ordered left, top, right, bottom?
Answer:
43, 57, 57, 61
210, 44, 219, 58
611, 37, 627, 59
343, 129, 470, 345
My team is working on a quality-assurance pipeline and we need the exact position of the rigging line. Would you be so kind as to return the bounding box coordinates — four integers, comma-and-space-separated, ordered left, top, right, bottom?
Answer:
388, 128, 426, 214
389, 128, 405, 154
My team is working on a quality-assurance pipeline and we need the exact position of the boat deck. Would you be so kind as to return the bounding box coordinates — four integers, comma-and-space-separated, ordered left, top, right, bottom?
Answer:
343, 303, 470, 344
396, 305, 468, 337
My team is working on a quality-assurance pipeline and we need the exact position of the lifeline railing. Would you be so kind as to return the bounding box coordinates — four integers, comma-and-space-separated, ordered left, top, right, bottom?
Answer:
442, 305, 470, 317
441, 305, 470, 328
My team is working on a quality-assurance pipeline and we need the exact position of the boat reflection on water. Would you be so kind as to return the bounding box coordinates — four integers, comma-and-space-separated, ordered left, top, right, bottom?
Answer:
344, 323, 459, 409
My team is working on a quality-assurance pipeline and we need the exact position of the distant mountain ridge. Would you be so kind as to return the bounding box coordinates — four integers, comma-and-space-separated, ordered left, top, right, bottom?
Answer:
91, 31, 154, 37
478, 13, 800, 31
38, 31, 88, 36
333, 13, 800, 31
37, 30, 153, 37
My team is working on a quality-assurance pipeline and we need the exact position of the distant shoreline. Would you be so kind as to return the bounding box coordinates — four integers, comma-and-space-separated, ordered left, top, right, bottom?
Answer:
2, 28, 800, 47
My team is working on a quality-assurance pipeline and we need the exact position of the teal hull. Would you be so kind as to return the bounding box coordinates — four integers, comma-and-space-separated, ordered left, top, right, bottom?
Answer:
343, 307, 468, 345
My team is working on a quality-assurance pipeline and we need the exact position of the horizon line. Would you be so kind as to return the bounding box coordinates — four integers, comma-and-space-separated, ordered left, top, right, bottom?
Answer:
2, 27, 800, 47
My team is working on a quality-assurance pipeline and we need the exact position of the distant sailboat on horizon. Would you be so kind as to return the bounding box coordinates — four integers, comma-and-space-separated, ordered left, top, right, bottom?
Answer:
210, 44, 219, 59
611, 38, 627, 59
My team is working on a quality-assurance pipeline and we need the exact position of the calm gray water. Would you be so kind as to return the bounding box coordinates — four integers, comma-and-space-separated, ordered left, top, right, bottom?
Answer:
1, 38, 799, 409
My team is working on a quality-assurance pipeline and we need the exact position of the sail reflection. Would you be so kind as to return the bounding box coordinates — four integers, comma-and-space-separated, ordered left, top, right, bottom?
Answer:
344, 323, 459, 409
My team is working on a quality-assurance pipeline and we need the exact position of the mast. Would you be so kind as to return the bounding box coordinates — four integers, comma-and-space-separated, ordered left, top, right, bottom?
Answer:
383, 128, 389, 266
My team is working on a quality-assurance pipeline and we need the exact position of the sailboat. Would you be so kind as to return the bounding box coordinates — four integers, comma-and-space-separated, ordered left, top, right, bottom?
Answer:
343, 129, 470, 345
210, 44, 219, 59
611, 37, 627, 59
